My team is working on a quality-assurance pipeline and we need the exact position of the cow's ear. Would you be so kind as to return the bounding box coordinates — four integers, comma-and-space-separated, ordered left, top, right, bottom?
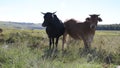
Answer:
98, 17, 102, 22
41, 12, 45, 15
86, 17, 90, 22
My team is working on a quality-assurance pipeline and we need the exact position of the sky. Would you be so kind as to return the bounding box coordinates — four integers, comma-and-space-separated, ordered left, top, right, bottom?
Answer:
0, 0, 120, 24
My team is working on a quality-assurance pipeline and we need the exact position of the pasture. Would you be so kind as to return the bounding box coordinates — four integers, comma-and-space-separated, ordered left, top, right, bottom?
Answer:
0, 28, 120, 68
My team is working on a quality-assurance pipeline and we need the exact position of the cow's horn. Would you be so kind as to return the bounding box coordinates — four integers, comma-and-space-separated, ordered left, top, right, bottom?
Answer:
53, 11, 57, 14
41, 12, 45, 15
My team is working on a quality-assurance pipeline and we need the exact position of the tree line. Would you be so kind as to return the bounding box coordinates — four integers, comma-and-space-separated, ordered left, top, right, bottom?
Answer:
96, 24, 120, 30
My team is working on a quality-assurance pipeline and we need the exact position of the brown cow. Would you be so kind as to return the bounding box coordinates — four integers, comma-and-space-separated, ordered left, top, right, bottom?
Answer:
62, 14, 102, 51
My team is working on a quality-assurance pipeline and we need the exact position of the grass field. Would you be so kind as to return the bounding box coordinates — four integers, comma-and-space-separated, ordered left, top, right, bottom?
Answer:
0, 29, 120, 68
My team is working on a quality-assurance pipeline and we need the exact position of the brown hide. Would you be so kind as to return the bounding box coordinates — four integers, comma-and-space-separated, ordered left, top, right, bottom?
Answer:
62, 14, 102, 51
64, 19, 95, 39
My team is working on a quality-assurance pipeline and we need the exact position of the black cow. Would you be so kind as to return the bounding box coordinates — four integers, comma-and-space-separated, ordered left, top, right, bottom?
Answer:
42, 12, 65, 50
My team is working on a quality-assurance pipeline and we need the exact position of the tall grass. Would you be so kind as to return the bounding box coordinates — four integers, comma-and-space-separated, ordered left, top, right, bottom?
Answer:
0, 29, 119, 68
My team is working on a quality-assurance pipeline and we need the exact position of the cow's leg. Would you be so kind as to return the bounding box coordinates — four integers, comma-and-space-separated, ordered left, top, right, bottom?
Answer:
84, 40, 90, 53
83, 39, 89, 49
82, 35, 90, 52
55, 37, 59, 49
52, 38, 54, 49
49, 38, 52, 50
48, 38, 54, 57
62, 31, 67, 51
83, 35, 94, 52
87, 34, 94, 49
81, 35, 88, 49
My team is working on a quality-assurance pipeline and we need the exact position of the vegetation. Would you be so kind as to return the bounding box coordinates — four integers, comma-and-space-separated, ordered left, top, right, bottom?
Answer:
0, 21, 43, 29
97, 24, 120, 30
0, 21, 120, 30
0, 28, 120, 68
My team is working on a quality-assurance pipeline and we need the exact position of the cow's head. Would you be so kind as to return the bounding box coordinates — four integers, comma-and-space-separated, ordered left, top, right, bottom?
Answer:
86, 14, 102, 29
41, 12, 56, 27
89, 14, 102, 23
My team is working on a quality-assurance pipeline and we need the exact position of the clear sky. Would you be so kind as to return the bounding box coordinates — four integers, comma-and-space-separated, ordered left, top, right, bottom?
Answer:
0, 0, 120, 24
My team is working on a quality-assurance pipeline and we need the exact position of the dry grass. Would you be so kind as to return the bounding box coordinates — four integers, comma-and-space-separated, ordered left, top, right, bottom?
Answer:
0, 29, 119, 68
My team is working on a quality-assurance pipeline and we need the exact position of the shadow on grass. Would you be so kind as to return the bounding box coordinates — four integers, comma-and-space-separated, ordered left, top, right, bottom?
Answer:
42, 48, 60, 60
41, 47, 119, 65
79, 47, 113, 64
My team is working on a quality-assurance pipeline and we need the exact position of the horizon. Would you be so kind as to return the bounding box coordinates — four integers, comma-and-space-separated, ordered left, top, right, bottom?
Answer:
1, 20, 120, 25
0, 0, 120, 24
